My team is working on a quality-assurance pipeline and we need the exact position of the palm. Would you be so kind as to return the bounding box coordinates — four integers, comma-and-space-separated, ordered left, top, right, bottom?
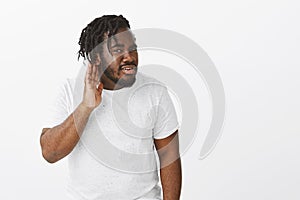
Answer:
82, 64, 103, 109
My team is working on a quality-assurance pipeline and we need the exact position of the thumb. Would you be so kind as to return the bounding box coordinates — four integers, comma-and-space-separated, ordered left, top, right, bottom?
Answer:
97, 82, 104, 93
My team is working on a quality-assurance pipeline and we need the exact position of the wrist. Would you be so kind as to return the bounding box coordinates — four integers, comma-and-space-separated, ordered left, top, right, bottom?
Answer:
78, 102, 94, 114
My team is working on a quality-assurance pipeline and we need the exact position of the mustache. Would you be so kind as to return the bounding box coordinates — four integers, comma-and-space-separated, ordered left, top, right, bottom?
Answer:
119, 62, 137, 69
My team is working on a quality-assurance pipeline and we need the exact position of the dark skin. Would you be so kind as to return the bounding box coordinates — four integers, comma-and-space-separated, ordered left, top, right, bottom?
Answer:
40, 28, 181, 199
155, 130, 182, 200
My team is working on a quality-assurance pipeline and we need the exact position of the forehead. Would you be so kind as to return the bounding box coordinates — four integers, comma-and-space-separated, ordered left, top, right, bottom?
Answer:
110, 28, 136, 46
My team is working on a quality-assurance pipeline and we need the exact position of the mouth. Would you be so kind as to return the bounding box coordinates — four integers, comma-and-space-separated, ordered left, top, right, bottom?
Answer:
120, 65, 137, 75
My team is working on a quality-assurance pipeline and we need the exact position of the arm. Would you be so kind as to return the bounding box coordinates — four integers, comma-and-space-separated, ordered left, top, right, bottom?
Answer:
40, 103, 92, 163
154, 130, 182, 200
40, 64, 103, 163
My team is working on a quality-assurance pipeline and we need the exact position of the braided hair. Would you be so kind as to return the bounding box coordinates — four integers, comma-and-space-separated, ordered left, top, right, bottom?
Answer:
77, 15, 130, 63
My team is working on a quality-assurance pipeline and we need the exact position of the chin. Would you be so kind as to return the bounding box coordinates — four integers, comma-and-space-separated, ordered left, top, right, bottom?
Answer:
118, 75, 136, 87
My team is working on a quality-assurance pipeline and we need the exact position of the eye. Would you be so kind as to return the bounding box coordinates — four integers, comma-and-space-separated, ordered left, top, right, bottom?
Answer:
129, 46, 138, 52
112, 49, 123, 53
129, 48, 137, 52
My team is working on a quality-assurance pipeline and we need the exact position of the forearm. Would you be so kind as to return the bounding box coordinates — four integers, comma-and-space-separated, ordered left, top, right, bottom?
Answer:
40, 103, 93, 163
160, 157, 182, 200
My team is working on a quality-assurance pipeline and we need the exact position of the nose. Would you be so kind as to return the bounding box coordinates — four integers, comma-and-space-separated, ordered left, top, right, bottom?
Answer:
122, 50, 134, 62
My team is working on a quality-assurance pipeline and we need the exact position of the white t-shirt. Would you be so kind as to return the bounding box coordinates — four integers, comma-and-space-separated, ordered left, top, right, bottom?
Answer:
45, 72, 179, 200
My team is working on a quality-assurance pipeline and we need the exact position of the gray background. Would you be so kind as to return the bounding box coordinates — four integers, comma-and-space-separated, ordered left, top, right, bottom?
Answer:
0, 0, 299, 199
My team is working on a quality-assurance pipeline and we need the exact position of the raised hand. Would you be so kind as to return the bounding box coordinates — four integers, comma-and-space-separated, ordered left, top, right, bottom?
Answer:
81, 63, 103, 110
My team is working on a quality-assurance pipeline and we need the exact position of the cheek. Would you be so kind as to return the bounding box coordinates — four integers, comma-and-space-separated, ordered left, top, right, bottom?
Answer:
111, 56, 122, 66
107, 62, 121, 75
109, 59, 120, 69
134, 53, 139, 64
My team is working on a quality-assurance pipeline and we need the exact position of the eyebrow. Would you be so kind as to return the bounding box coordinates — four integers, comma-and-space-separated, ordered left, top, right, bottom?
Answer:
110, 43, 138, 49
110, 43, 124, 48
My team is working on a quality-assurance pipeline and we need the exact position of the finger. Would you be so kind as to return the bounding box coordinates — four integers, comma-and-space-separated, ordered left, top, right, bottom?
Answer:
95, 65, 99, 82
85, 63, 92, 83
92, 65, 99, 84
98, 64, 104, 78
91, 64, 96, 82
97, 82, 104, 93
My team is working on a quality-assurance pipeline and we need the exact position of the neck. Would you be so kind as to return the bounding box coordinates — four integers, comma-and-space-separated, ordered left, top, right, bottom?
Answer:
100, 75, 124, 90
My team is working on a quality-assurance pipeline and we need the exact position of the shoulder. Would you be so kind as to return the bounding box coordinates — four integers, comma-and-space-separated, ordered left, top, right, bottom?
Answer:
57, 78, 75, 97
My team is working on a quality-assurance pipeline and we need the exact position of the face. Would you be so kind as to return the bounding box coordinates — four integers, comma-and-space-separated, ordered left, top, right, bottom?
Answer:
98, 28, 138, 89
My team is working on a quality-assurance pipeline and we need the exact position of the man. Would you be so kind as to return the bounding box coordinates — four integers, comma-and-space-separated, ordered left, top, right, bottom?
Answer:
40, 15, 181, 200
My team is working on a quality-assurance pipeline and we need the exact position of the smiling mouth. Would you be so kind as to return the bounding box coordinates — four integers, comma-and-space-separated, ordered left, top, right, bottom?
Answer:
120, 65, 137, 75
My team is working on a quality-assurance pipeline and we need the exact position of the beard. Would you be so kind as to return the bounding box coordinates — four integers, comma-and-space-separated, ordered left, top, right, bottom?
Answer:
103, 67, 137, 88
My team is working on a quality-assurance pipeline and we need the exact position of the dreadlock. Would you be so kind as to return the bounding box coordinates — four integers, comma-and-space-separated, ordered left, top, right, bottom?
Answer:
77, 15, 130, 63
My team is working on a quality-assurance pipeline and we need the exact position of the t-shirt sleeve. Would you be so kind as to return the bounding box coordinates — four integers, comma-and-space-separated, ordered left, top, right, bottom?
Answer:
153, 87, 179, 139
43, 80, 71, 128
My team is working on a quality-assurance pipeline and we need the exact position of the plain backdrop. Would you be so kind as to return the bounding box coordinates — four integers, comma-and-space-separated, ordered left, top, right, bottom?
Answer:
0, 0, 299, 199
